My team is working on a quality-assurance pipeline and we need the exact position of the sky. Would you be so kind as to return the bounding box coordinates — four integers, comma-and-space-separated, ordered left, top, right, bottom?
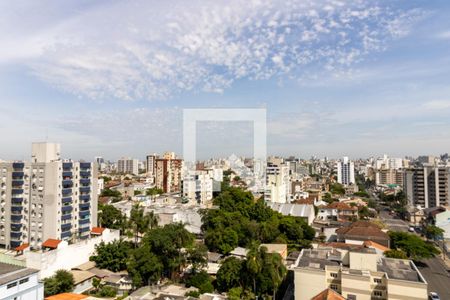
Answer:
1, 0, 450, 161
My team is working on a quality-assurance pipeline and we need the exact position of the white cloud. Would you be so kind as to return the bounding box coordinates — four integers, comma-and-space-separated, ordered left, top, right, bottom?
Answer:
0, 0, 425, 101
423, 100, 450, 110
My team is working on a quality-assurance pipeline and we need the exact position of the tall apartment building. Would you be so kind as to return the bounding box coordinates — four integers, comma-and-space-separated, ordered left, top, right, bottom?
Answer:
265, 162, 290, 203
146, 154, 158, 178
117, 157, 139, 175
404, 166, 450, 208
0, 143, 98, 250
375, 154, 403, 170
294, 247, 427, 300
337, 157, 355, 186
375, 169, 404, 186
155, 158, 182, 193
182, 170, 213, 204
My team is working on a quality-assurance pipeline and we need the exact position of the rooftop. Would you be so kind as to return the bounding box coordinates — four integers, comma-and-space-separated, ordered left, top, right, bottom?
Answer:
378, 258, 425, 283
0, 262, 39, 286
311, 288, 345, 300
42, 238, 62, 249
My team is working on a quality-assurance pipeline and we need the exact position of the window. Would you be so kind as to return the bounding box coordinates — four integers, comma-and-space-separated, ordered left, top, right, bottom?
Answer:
348, 295, 356, 300
7, 282, 17, 289
330, 284, 338, 291
374, 278, 382, 284
374, 290, 383, 297
19, 278, 29, 284
330, 272, 338, 278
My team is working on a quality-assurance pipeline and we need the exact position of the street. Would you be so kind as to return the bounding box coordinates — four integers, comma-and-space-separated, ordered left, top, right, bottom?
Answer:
378, 206, 410, 232
416, 257, 450, 299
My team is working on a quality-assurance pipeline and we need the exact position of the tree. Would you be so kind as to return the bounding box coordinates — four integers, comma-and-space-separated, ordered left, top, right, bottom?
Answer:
127, 244, 163, 287
228, 287, 255, 300
385, 249, 408, 259
330, 183, 345, 195
424, 225, 444, 241
146, 187, 164, 196
389, 231, 439, 260
92, 277, 101, 293
216, 257, 243, 292
90, 240, 132, 272
185, 271, 214, 294
245, 242, 263, 294
44, 270, 74, 296
129, 204, 158, 245
98, 203, 126, 231
187, 244, 208, 273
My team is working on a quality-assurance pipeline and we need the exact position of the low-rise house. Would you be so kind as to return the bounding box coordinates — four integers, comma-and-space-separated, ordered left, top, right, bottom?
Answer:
317, 202, 358, 222
335, 221, 390, 248
0, 262, 43, 300
425, 206, 450, 239
406, 206, 425, 226
266, 202, 315, 225
260, 243, 288, 260
294, 246, 428, 300
71, 269, 96, 294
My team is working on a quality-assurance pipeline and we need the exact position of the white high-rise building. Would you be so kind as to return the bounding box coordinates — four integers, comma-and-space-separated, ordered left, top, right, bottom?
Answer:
146, 154, 158, 178
0, 143, 98, 250
337, 156, 355, 186
182, 170, 214, 204
265, 161, 290, 203
117, 157, 139, 175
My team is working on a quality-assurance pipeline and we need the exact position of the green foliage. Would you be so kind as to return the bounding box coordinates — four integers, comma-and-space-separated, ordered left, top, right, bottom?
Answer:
202, 187, 315, 253
44, 270, 74, 297
129, 204, 159, 245
424, 225, 444, 241
146, 187, 164, 196
90, 240, 132, 272
94, 285, 117, 297
98, 203, 126, 231
185, 290, 201, 298
354, 191, 370, 198
216, 257, 243, 292
134, 190, 142, 196
389, 231, 439, 260
227, 287, 255, 300
385, 249, 408, 259
100, 176, 112, 183
330, 183, 345, 195
127, 244, 163, 287
100, 188, 122, 199
185, 271, 214, 294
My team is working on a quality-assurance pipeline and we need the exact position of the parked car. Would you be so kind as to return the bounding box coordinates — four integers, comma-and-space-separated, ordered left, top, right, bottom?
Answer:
429, 292, 440, 300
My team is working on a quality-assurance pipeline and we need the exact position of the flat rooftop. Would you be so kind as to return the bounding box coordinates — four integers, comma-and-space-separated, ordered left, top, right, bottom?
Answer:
378, 258, 425, 283
0, 262, 39, 286
296, 249, 339, 270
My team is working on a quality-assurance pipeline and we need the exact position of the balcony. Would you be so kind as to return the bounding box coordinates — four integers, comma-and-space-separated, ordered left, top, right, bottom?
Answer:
79, 187, 90, 193
63, 162, 73, 170
62, 171, 73, 178
80, 162, 91, 170
11, 207, 23, 214
61, 214, 72, 221
61, 205, 73, 213
62, 197, 72, 204
79, 227, 90, 233
62, 188, 72, 196
12, 172, 24, 178
61, 231, 71, 239
12, 180, 24, 186
80, 171, 91, 177
80, 178, 91, 185
62, 180, 73, 188
12, 162, 24, 169
10, 241, 21, 248
11, 224, 22, 231
61, 223, 72, 232
10, 232, 22, 239
79, 203, 90, 211
80, 195, 90, 201
79, 211, 90, 218
79, 218, 90, 225
11, 198, 23, 204
12, 189, 24, 195
11, 215, 22, 222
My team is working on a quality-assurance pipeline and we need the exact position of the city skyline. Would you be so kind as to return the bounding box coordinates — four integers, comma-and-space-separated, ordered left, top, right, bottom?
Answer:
1, 1, 450, 160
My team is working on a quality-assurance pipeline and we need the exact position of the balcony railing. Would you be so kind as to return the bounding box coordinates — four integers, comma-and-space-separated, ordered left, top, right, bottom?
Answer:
61, 224, 72, 232
79, 203, 90, 211
62, 197, 72, 204
79, 187, 90, 193
61, 214, 72, 221
61, 205, 73, 213
61, 231, 71, 239
11, 198, 23, 204
79, 211, 90, 218
80, 195, 90, 201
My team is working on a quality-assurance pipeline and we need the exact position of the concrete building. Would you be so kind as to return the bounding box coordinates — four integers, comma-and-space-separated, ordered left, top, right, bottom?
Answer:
0, 262, 43, 300
0, 143, 98, 250
337, 157, 355, 186
294, 247, 427, 300
375, 169, 404, 186
266, 202, 315, 225
265, 161, 290, 203
155, 158, 182, 193
145, 154, 158, 178
117, 157, 139, 175
182, 170, 213, 204
404, 166, 450, 208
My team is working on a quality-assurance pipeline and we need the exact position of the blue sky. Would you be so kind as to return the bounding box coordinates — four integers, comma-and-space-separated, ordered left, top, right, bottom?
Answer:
1, 0, 450, 161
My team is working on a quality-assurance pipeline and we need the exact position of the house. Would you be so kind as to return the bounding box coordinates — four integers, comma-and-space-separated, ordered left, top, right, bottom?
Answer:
0, 262, 43, 300
406, 206, 425, 226
266, 202, 315, 225
311, 288, 345, 300
317, 202, 358, 222
335, 221, 390, 248
260, 244, 288, 259
426, 207, 450, 239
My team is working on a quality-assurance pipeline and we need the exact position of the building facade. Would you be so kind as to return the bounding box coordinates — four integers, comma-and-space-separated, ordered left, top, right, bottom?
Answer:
0, 262, 43, 300
117, 158, 139, 175
337, 157, 355, 186
404, 166, 450, 208
155, 158, 182, 193
0, 143, 98, 250
182, 170, 213, 204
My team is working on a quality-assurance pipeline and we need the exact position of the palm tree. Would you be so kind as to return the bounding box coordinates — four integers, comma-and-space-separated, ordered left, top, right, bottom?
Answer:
245, 241, 262, 295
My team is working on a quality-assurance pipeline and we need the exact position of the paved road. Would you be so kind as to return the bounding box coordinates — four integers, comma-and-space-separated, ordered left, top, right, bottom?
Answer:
417, 257, 450, 299
379, 208, 409, 232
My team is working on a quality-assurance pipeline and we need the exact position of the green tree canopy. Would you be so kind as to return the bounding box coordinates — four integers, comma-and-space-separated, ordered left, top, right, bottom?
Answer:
389, 231, 439, 260
44, 270, 74, 297
216, 257, 243, 292
90, 240, 132, 272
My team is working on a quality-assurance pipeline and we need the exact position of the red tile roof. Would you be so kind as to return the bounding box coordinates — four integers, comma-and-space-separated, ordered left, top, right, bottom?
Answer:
326, 201, 357, 211
91, 227, 105, 235
311, 288, 345, 300
363, 240, 390, 252
45, 293, 88, 300
15, 243, 30, 251
42, 239, 62, 249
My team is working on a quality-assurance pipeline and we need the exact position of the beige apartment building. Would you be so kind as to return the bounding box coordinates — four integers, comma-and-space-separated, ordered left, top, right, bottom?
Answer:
294, 247, 427, 300
155, 157, 182, 193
